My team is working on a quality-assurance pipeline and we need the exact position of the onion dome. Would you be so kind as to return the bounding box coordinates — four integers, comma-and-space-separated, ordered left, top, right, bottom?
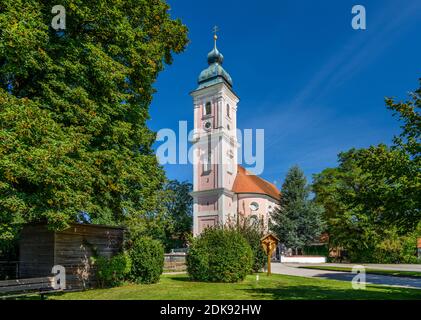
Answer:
197, 34, 233, 89
207, 46, 224, 64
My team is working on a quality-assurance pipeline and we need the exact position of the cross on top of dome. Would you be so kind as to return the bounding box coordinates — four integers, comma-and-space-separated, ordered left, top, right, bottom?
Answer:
197, 26, 233, 89
208, 26, 223, 65
213, 25, 219, 40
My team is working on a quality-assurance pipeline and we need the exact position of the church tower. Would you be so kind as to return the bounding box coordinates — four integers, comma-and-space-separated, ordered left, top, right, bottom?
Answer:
191, 32, 240, 236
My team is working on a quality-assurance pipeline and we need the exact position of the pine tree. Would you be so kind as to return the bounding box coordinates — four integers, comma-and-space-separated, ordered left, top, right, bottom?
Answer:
270, 166, 325, 254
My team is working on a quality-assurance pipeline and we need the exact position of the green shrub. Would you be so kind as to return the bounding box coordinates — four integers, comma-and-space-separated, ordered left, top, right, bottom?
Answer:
129, 237, 164, 284
371, 227, 420, 264
341, 224, 421, 264
95, 252, 132, 288
303, 244, 329, 257
187, 227, 253, 283
231, 217, 266, 272
373, 235, 405, 264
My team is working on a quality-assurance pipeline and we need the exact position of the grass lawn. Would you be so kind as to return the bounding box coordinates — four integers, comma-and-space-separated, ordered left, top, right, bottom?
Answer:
44, 273, 421, 300
299, 266, 421, 278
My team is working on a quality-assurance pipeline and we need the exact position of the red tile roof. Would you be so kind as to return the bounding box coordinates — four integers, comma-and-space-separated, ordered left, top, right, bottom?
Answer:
232, 165, 280, 201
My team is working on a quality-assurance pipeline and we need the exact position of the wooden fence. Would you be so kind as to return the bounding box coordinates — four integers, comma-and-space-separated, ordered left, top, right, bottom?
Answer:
164, 253, 187, 272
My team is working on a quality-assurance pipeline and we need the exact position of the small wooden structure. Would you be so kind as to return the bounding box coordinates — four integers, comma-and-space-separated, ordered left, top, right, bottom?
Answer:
260, 233, 279, 276
19, 223, 125, 290
164, 253, 187, 272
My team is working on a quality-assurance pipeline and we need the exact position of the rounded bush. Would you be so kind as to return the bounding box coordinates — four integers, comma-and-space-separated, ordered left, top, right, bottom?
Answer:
95, 252, 132, 288
129, 237, 164, 284
187, 228, 253, 282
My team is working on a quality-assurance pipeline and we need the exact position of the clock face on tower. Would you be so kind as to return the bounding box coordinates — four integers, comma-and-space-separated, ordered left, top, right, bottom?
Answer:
203, 120, 212, 131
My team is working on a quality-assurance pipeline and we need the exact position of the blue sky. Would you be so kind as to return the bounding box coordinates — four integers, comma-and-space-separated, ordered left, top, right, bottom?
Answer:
148, 0, 421, 188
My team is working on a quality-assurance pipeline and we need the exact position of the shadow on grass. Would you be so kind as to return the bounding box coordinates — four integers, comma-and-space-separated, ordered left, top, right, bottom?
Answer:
241, 283, 421, 300
299, 267, 421, 279
166, 276, 193, 282
300, 271, 421, 290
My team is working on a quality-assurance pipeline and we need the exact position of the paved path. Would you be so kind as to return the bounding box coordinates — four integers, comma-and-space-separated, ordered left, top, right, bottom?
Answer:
286, 263, 421, 272
271, 263, 421, 290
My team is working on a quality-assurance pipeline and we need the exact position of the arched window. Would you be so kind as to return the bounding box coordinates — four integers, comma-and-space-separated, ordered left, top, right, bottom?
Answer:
226, 104, 230, 117
204, 102, 212, 116
249, 215, 258, 226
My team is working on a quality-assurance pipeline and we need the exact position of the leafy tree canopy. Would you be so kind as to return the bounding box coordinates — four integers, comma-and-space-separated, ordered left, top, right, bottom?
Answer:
313, 79, 421, 262
0, 0, 188, 250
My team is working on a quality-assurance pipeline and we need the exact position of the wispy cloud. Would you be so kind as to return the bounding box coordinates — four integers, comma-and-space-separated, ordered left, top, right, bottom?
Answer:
292, 0, 421, 106
242, 0, 421, 184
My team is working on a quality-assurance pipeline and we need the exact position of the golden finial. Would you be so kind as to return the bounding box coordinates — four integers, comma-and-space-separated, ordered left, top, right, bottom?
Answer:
212, 25, 219, 47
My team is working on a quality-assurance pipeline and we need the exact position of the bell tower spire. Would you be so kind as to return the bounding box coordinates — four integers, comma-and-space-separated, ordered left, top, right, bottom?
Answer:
191, 29, 240, 236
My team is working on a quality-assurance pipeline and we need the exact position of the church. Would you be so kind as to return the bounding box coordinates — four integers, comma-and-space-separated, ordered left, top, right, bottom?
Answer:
191, 33, 280, 236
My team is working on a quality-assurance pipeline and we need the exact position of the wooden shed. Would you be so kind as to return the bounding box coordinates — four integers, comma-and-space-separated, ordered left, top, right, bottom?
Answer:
19, 223, 125, 290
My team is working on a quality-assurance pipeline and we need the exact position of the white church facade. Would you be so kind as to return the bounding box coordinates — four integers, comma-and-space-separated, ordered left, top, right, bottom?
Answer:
191, 34, 280, 236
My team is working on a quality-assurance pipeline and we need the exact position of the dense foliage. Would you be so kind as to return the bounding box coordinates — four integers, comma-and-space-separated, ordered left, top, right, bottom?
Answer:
313, 79, 421, 263
227, 217, 266, 272
128, 236, 164, 284
94, 252, 132, 288
187, 227, 253, 283
270, 166, 325, 254
313, 149, 421, 263
0, 0, 188, 250
161, 180, 193, 251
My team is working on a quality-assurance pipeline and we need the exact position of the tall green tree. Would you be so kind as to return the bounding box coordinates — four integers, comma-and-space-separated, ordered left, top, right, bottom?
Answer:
270, 166, 325, 254
313, 79, 421, 262
385, 81, 420, 160
0, 0, 188, 250
313, 148, 420, 262
162, 180, 193, 250
313, 151, 378, 261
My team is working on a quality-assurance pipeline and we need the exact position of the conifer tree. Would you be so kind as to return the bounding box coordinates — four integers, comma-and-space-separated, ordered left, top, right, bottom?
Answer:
270, 166, 325, 254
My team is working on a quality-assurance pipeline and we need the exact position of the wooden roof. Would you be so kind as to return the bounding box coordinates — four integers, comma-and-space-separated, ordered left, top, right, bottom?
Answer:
232, 165, 280, 201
